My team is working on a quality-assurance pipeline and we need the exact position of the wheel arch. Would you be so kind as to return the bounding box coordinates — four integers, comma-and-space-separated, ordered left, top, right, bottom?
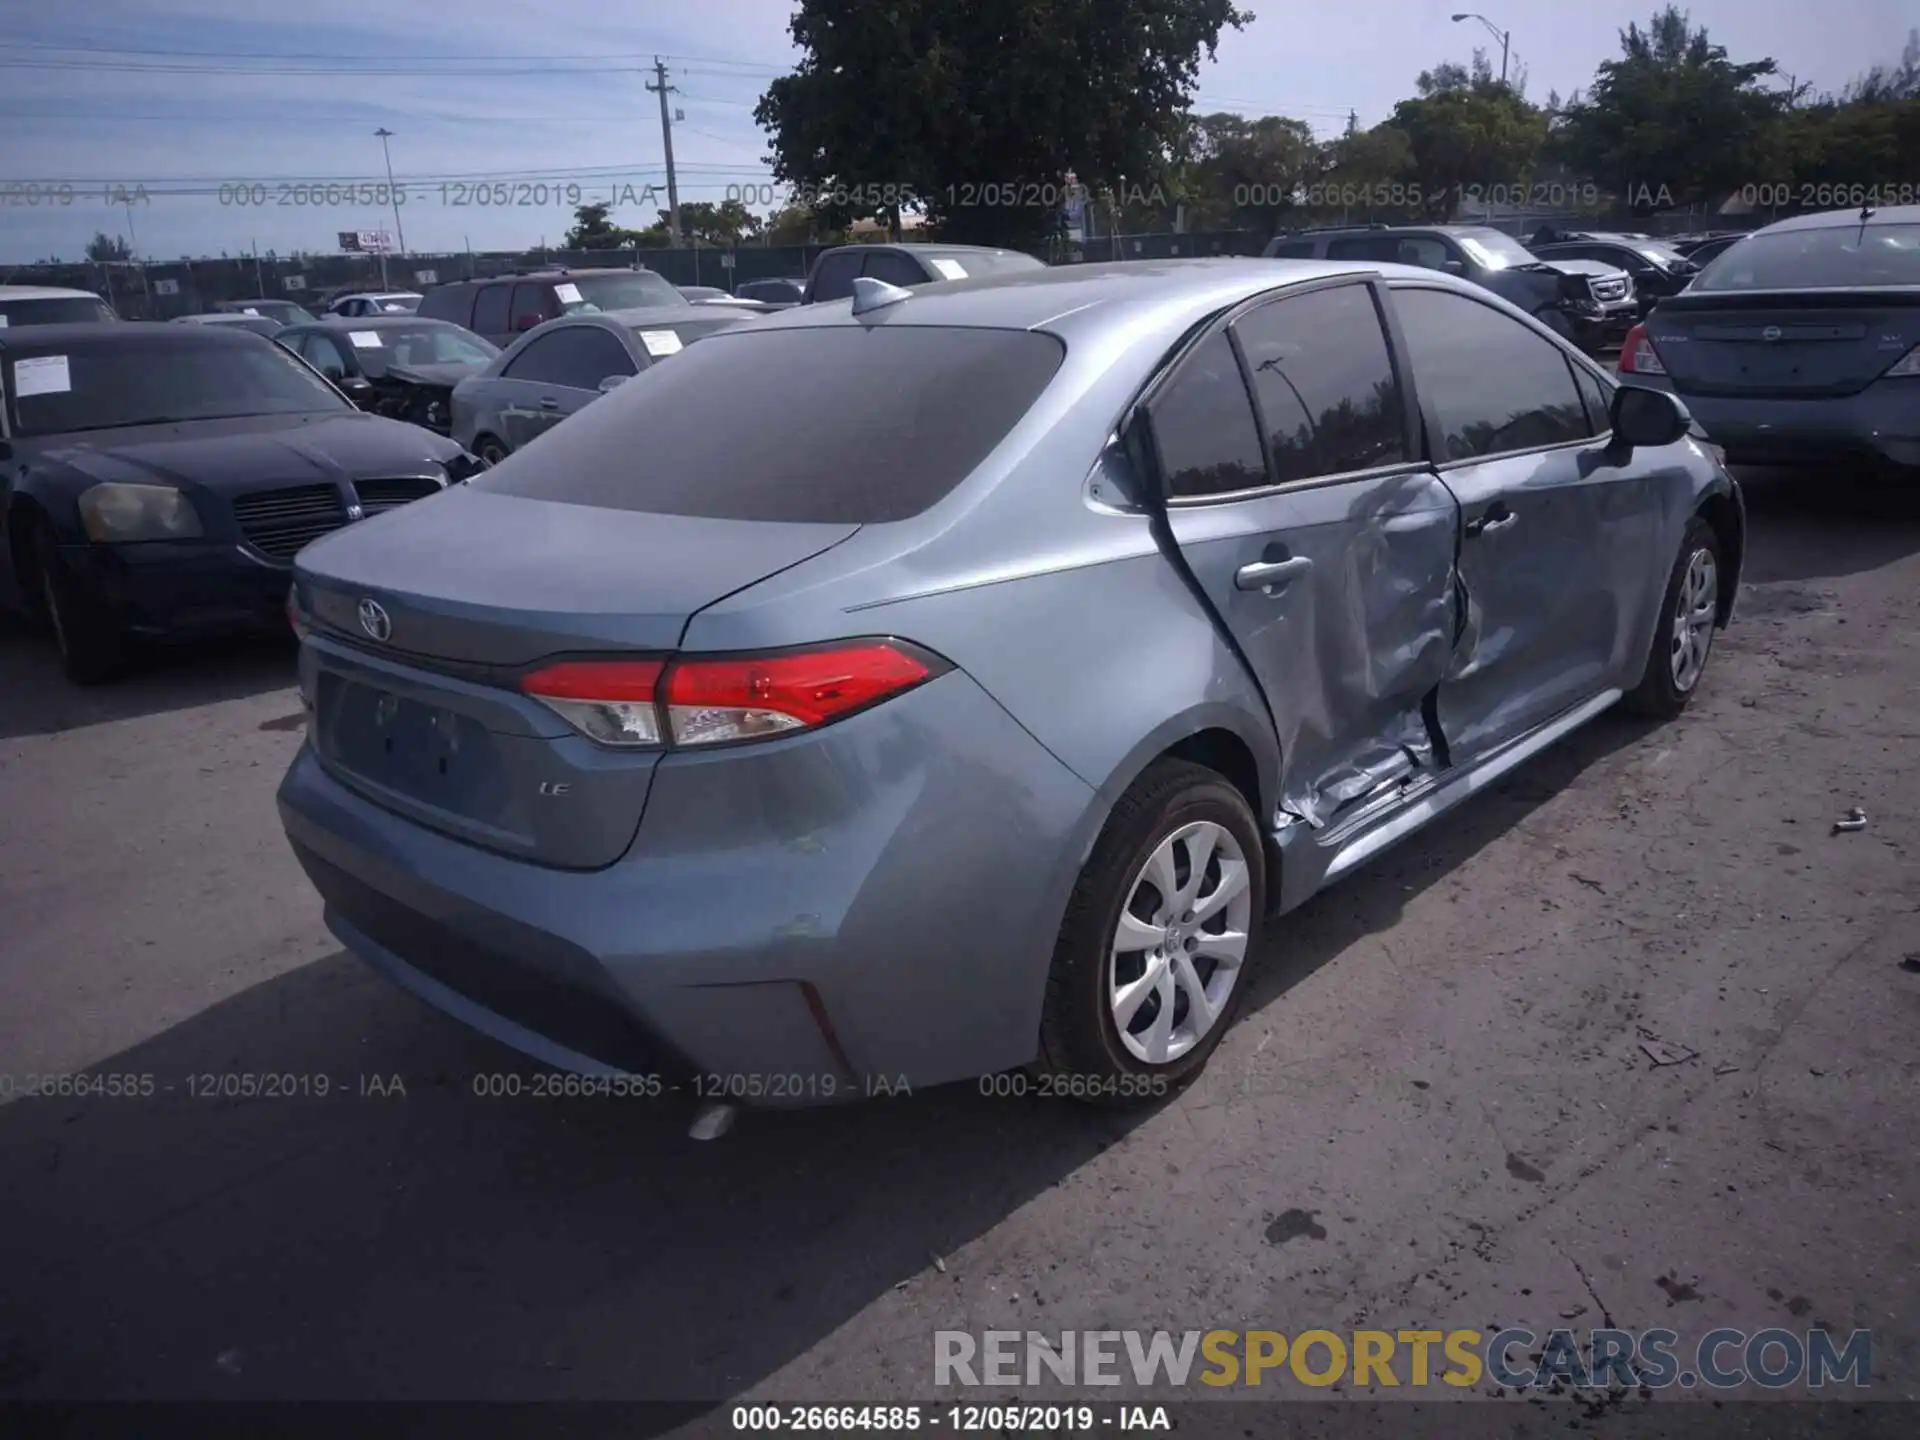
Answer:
1695, 487, 1744, 626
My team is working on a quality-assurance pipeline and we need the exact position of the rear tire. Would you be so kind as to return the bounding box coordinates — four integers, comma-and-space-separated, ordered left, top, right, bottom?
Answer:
32, 520, 127, 684
474, 435, 509, 467
1622, 516, 1721, 720
1035, 759, 1266, 1106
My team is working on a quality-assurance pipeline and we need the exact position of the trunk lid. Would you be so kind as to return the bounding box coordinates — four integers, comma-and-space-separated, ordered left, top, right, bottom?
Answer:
1646, 289, 1920, 398
293, 485, 861, 867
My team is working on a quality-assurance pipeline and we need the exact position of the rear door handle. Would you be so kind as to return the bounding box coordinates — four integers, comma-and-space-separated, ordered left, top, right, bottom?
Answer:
1465, 503, 1518, 538
1234, 556, 1313, 592
538, 396, 561, 410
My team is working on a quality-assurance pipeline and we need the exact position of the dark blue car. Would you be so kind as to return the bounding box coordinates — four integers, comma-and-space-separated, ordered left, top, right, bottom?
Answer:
0, 322, 481, 682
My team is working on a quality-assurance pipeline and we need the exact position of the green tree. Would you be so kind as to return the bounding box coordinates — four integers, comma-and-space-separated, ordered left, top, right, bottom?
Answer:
1311, 123, 1417, 220
673, 199, 763, 246
562, 202, 649, 250
85, 232, 132, 262
1390, 52, 1548, 219
1177, 112, 1323, 232
1551, 6, 1786, 212
755, 0, 1251, 249
762, 204, 827, 244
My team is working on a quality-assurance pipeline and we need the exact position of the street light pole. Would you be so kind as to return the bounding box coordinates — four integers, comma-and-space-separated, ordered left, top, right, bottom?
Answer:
374, 127, 408, 275
1450, 12, 1511, 86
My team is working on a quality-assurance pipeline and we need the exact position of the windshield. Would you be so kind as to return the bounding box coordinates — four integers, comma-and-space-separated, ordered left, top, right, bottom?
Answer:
1691, 223, 1920, 291
925, 251, 1044, 278
353, 326, 499, 369
1454, 231, 1539, 270
0, 296, 117, 327
7, 338, 348, 436
560, 271, 686, 312
1630, 240, 1693, 268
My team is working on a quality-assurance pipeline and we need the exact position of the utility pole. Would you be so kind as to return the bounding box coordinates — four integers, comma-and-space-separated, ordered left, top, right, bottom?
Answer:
374, 128, 408, 257
647, 57, 683, 245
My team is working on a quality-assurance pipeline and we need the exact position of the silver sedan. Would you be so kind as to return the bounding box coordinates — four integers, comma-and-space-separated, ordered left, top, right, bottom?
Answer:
450, 306, 757, 465
280, 259, 1743, 1108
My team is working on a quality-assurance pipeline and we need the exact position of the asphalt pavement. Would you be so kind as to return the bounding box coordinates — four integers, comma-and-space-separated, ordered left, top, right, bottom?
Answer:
1, 468, 1916, 1429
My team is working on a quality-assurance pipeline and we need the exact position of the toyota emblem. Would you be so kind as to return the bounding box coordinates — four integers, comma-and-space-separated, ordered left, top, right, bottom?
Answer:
1761, 325, 1783, 343
358, 598, 392, 643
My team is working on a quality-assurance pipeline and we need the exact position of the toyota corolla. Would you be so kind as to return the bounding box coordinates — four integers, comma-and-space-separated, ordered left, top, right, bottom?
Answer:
277, 259, 1743, 1109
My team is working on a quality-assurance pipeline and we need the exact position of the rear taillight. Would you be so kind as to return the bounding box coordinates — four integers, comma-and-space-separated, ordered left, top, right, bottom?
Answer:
1618, 323, 1665, 375
522, 659, 666, 746
519, 641, 943, 750
1882, 345, 1920, 379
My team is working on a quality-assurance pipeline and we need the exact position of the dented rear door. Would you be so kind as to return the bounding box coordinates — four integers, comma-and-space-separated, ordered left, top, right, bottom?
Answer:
1156, 279, 1459, 829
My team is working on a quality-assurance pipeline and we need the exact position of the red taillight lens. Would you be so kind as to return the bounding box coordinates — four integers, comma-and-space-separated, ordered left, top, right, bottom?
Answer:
1618, 323, 1665, 375
517, 642, 942, 750
521, 659, 666, 747
664, 642, 937, 747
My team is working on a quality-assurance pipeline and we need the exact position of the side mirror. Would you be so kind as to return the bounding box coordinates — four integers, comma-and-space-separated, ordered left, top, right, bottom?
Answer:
1610, 384, 1691, 452
1441, 259, 1466, 276
338, 375, 374, 404
597, 375, 628, 393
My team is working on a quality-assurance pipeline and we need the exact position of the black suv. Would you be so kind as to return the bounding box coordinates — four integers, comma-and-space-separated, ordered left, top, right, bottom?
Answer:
801, 244, 1043, 304
1525, 229, 1701, 318
1262, 224, 1639, 351
417, 268, 686, 347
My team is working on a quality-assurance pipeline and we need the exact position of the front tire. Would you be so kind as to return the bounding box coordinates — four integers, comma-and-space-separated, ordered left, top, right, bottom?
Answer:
1036, 759, 1266, 1105
1622, 516, 1721, 719
32, 520, 127, 684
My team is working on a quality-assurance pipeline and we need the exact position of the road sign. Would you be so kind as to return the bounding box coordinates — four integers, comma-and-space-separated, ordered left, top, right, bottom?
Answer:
153, 278, 179, 296
283, 274, 306, 291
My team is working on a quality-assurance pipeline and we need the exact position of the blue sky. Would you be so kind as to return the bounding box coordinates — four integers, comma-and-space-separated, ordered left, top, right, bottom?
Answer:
0, 0, 1909, 264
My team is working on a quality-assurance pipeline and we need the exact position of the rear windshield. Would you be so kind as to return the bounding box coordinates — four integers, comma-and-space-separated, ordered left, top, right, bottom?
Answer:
6, 338, 349, 436
0, 296, 117, 327
563, 271, 686, 312
1692, 223, 1920, 291
476, 326, 1066, 523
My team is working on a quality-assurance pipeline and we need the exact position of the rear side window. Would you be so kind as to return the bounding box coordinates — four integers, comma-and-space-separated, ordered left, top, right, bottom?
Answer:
417, 286, 471, 326
476, 327, 1065, 523
1149, 331, 1267, 499
471, 285, 510, 334
1391, 287, 1591, 460
502, 327, 632, 388
809, 252, 865, 302
1231, 284, 1407, 482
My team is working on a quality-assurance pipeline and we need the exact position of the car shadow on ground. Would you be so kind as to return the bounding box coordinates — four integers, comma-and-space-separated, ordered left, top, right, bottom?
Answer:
0, 621, 297, 740
1734, 465, 1920, 586
0, 708, 1653, 1420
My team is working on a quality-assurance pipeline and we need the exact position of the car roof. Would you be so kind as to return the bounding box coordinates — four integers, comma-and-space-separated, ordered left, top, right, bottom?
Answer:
733, 257, 1453, 343
554, 305, 745, 329
289, 314, 459, 330
178, 312, 270, 323
816, 242, 1035, 257
0, 285, 105, 300
337, 290, 421, 299
0, 320, 247, 350
1756, 203, 1920, 235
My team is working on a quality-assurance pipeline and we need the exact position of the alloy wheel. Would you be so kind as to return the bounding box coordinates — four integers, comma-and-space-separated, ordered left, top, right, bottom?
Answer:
1108, 820, 1252, 1065
1669, 547, 1718, 693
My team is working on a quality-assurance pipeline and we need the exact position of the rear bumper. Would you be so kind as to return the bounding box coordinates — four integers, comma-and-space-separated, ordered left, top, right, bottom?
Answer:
276, 669, 1101, 1104
59, 539, 292, 639
1633, 378, 1920, 470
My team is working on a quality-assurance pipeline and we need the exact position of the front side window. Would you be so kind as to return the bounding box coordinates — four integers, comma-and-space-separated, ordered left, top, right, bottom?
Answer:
1326, 235, 1401, 263
562, 271, 686, 312
1151, 331, 1268, 499
1231, 284, 1407, 483
1266, 240, 1316, 258
8, 339, 347, 436
300, 333, 348, 377
1390, 287, 1591, 461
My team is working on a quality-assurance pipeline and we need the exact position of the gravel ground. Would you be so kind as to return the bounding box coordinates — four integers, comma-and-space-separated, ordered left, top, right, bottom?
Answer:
0, 467, 1915, 1431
